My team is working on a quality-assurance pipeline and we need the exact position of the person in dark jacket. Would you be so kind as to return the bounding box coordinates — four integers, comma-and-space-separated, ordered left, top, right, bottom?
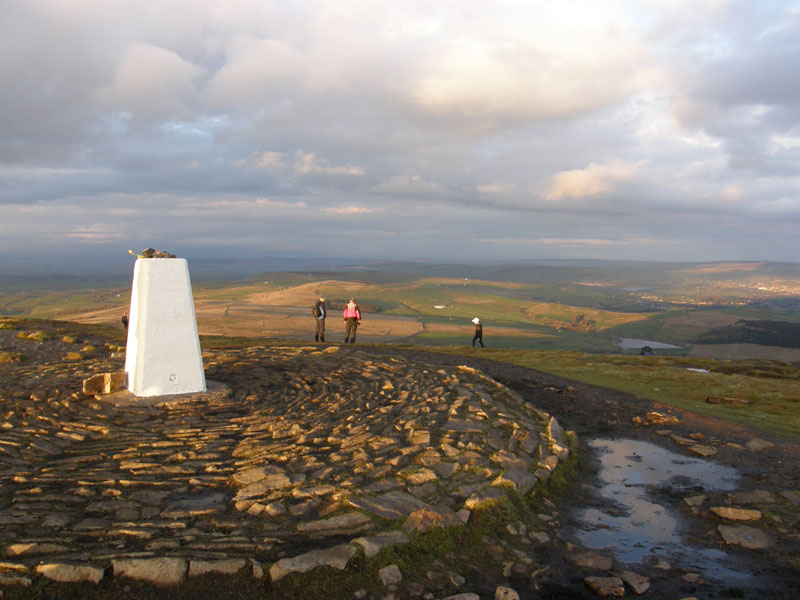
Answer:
343, 298, 361, 343
472, 317, 484, 347
313, 296, 326, 342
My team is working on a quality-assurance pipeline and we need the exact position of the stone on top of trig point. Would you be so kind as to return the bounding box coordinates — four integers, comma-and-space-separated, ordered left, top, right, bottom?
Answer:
124, 251, 206, 397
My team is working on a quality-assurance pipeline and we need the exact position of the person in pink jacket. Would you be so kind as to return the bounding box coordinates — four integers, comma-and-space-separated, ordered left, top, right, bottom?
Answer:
343, 298, 361, 343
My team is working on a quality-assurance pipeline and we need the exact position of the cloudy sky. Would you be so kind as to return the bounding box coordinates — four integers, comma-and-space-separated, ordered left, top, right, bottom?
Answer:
2, 0, 799, 264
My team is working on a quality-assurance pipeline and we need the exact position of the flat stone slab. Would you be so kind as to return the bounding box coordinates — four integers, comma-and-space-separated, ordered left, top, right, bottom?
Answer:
710, 507, 762, 521
232, 465, 288, 486
745, 438, 773, 451
492, 468, 538, 495
113, 557, 187, 586
6, 543, 70, 556
36, 563, 105, 584
100, 380, 229, 407
729, 490, 775, 504
0, 573, 33, 587
351, 531, 410, 558
348, 491, 432, 520
567, 550, 614, 571
618, 570, 650, 595
718, 525, 775, 550
442, 418, 487, 433
269, 545, 357, 581
379, 563, 402, 586
585, 576, 625, 597
297, 511, 372, 533
234, 474, 293, 500
780, 490, 800, 506
402, 507, 464, 532
0, 345, 559, 590
688, 444, 717, 457
188, 558, 248, 577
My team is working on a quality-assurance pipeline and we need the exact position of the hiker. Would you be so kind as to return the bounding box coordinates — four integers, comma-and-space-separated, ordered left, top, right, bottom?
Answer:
343, 298, 361, 343
472, 317, 484, 348
312, 296, 327, 342
122, 313, 129, 330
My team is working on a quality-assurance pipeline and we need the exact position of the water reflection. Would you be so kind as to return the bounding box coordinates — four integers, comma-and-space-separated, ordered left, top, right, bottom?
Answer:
575, 438, 742, 575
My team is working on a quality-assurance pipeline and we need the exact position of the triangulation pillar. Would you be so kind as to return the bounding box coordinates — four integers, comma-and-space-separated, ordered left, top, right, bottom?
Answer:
124, 258, 206, 396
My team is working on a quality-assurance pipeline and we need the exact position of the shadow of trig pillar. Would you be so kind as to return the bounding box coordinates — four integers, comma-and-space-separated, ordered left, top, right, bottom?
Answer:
124, 257, 206, 396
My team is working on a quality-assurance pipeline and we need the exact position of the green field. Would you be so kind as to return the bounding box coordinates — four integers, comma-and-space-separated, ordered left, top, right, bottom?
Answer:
3, 263, 800, 357
413, 345, 800, 442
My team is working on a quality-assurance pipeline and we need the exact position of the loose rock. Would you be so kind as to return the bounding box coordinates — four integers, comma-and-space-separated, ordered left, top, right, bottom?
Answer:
269, 545, 357, 581
495, 585, 520, 600
379, 564, 403, 586
584, 575, 625, 597
718, 525, 775, 550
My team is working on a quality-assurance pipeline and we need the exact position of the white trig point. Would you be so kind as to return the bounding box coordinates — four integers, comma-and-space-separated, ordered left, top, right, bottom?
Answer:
124, 257, 206, 396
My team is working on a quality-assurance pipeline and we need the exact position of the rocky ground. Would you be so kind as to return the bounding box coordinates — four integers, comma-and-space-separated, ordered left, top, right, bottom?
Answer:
0, 320, 798, 599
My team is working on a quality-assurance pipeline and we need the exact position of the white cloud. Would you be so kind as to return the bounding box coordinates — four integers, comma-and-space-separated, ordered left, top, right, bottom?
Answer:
94, 43, 203, 120
234, 151, 364, 176
536, 238, 631, 247
1, 1, 799, 262
545, 160, 647, 201
371, 175, 448, 197
323, 205, 376, 215
62, 224, 125, 242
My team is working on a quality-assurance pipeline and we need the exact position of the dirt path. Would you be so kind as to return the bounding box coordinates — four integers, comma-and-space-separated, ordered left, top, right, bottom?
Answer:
364, 346, 800, 599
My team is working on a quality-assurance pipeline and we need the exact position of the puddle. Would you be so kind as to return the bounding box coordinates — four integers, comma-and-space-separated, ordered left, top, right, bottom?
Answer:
572, 438, 752, 581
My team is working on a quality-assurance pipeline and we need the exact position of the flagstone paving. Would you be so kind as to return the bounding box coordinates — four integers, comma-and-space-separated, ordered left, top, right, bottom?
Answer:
0, 344, 567, 588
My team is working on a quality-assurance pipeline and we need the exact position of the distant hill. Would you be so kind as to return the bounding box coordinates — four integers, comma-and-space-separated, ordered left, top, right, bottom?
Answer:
696, 320, 800, 349
3, 258, 800, 360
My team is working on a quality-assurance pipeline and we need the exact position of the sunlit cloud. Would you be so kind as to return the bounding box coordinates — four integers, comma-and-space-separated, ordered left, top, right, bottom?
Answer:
324, 205, 376, 215
537, 238, 631, 246
234, 151, 364, 176
0, 1, 798, 262
545, 160, 647, 200
61, 224, 126, 242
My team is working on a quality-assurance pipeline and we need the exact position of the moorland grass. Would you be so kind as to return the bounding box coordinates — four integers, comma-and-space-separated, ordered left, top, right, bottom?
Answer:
420, 345, 800, 442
